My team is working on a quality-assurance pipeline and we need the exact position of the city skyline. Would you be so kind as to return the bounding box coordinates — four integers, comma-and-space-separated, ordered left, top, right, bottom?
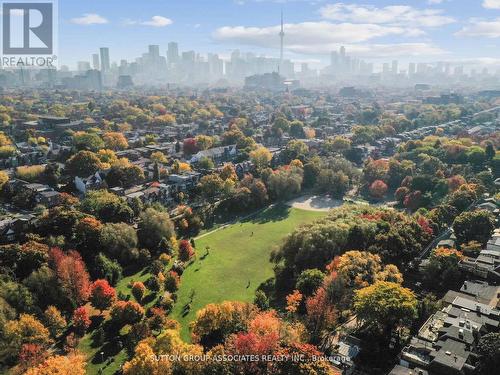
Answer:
50, 0, 500, 70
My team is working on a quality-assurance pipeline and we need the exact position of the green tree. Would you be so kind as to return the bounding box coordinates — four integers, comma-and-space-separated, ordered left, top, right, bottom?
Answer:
65, 151, 101, 177
138, 208, 175, 251
453, 210, 495, 246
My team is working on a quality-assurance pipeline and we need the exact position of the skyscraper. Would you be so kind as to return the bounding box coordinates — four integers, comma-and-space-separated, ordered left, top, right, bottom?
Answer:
92, 54, 100, 70
149, 45, 160, 58
392, 60, 398, 74
167, 42, 179, 64
100, 48, 110, 72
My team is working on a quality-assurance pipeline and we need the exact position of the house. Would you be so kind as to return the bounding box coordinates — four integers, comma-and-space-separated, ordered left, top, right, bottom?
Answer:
168, 172, 201, 191
74, 172, 106, 195
189, 145, 237, 165
234, 161, 254, 178
0, 215, 33, 244
36, 190, 61, 207
398, 281, 500, 375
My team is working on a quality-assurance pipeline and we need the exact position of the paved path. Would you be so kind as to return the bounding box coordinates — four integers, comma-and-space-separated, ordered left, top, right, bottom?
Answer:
287, 195, 344, 212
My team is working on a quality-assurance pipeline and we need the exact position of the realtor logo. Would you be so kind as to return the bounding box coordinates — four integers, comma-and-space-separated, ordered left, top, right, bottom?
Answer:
1, 0, 57, 68
2, 2, 53, 54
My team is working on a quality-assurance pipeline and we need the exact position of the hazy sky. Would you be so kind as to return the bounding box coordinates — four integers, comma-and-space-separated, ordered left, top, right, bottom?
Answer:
53, 0, 500, 69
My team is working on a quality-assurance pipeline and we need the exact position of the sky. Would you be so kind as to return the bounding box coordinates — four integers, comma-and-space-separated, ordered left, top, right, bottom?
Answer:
43, 0, 500, 69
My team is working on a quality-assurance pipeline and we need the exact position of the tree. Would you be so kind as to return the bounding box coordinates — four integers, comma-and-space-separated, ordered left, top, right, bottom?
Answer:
296, 269, 325, 297
476, 332, 500, 375
73, 216, 102, 259
81, 190, 134, 223
103, 132, 128, 150
254, 290, 270, 310
485, 142, 495, 161
138, 208, 175, 251
329, 251, 387, 289
282, 140, 308, 163
198, 156, 215, 169
178, 240, 195, 261
327, 136, 352, 153
43, 306, 67, 338
110, 300, 145, 326
369, 180, 388, 199
285, 290, 303, 314
198, 174, 224, 201
150, 151, 168, 164
72, 306, 91, 335
266, 166, 303, 201
25, 353, 86, 375
92, 253, 123, 285
132, 282, 146, 303
195, 135, 213, 150
492, 154, 500, 178
183, 138, 198, 155
106, 158, 145, 188
250, 147, 272, 172
354, 281, 417, 334
271, 342, 340, 375
453, 210, 495, 246
316, 169, 350, 198
90, 279, 116, 312
423, 248, 463, 291
73, 132, 104, 152
4, 314, 52, 357
467, 146, 486, 166
191, 301, 257, 348
0, 170, 9, 190
65, 150, 101, 177
49, 248, 91, 308
99, 222, 138, 263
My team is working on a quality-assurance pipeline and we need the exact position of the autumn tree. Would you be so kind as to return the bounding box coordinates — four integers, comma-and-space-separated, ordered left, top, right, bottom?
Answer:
369, 180, 388, 199
72, 306, 91, 335
110, 300, 145, 326
89, 279, 116, 312
4, 314, 52, 358
49, 248, 91, 308
250, 147, 272, 172
178, 240, 195, 261
354, 281, 417, 335
191, 301, 257, 348
25, 352, 86, 375
43, 306, 67, 338
103, 132, 128, 150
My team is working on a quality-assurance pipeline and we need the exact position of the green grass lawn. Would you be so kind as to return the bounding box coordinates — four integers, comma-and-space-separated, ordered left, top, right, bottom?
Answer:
78, 204, 326, 373
170, 205, 326, 341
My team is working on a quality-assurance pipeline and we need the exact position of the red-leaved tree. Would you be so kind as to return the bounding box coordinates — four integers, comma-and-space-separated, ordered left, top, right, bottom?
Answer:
49, 248, 91, 308
90, 279, 116, 313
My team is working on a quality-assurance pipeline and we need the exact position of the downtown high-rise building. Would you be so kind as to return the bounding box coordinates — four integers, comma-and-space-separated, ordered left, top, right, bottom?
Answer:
99, 48, 110, 72
92, 54, 100, 70
167, 42, 179, 64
